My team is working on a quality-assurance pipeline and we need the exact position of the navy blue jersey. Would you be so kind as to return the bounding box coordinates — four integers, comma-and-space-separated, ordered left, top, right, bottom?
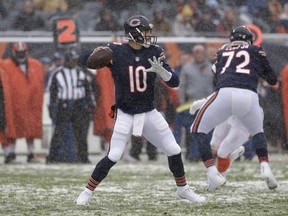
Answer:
81, 43, 179, 114
213, 43, 277, 92
107, 43, 179, 114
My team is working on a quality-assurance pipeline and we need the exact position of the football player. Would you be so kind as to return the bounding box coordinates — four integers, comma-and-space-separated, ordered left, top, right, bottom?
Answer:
75, 15, 205, 205
190, 97, 249, 178
191, 25, 278, 192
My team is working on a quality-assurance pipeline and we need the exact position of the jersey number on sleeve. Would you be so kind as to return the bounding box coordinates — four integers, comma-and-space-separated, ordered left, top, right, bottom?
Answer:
220, 50, 250, 74
129, 66, 147, 92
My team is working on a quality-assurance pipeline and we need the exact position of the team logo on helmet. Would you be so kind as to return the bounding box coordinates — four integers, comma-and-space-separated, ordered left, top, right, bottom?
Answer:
129, 19, 141, 27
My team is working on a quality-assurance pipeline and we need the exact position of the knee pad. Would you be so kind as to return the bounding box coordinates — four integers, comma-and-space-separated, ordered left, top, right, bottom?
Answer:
149, 111, 169, 132
108, 131, 129, 162
164, 142, 181, 156
114, 119, 132, 134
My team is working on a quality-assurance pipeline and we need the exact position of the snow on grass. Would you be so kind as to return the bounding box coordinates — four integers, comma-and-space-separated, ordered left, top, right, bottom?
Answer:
0, 154, 288, 215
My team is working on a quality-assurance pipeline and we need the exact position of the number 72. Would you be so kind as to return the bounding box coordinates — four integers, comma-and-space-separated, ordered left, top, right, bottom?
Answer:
220, 50, 250, 74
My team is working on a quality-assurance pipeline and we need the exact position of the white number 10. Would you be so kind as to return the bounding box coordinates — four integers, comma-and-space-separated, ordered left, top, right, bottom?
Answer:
129, 66, 147, 92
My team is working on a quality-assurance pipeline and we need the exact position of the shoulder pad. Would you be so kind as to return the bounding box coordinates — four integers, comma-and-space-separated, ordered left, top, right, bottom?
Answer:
219, 43, 231, 50
110, 42, 122, 45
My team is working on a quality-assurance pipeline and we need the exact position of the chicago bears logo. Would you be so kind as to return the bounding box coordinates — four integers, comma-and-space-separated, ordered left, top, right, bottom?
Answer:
129, 19, 140, 27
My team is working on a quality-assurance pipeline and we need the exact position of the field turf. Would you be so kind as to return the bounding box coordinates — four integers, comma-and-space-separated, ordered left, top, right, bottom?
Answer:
0, 153, 287, 216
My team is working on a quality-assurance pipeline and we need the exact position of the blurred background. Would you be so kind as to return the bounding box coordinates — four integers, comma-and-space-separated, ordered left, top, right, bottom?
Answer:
0, 0, 288, 162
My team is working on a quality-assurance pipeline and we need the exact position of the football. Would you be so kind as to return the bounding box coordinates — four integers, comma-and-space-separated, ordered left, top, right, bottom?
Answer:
87, 47, 113, 69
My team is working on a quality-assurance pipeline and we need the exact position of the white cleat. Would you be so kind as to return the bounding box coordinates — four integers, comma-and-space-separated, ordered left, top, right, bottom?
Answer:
75, 188, 93, 205
176, 185, 206, 203
230, 146, 245, 163
207, 171, 226, 192
260, 162, 278, 190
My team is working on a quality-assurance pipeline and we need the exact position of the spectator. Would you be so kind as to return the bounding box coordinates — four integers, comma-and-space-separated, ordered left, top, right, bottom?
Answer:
12, 0, 46, 31
195, 8, 217, 34
217, 7, 240, 34
46, 50, 95, 164
281, 64, 288, 149
280, 2, 288, 20
0, 0, 7, 18
175, 44, 214, 161
205, 45, 217, 64
172, 4, 196, 36
39, 57, 52, 91
267, 0, 286, 33
92, 67, 114, 156
246, 0, 269, 18
258, 79, 285, 149
0, 42, 44, 163
33, 0, 67, 14
150, 10, 172, 36
276, 2, 288, 32
95, 9, 120, 32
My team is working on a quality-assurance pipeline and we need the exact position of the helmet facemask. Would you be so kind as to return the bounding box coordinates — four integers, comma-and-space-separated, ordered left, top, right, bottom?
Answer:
230, 25, 254, 45
127, 27, 157, 48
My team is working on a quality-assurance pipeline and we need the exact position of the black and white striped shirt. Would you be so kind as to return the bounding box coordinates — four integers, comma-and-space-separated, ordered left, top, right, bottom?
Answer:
48, 66, 92, 105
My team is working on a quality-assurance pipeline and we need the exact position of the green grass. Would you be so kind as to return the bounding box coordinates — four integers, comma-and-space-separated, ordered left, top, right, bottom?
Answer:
0, 154, 288, 216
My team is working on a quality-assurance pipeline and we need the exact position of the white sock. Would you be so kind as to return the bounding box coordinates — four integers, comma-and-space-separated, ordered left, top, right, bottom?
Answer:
3, 146, 10, 156
207, 165, 218, 174
10, 143, 16, 153
27, 143, 34, 155
220, 171, 227, 178
85, 187, 93, 194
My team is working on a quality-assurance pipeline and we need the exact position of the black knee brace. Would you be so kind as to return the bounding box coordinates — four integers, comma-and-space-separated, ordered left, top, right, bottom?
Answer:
168, 153, 185, 178
252, 132, 268, 158
192, 132, 213, 162
91, 156, 116, 182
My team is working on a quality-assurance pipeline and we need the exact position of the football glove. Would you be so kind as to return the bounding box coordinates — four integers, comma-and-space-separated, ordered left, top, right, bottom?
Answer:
189, 98, 207, 115
146, 56, 172, 81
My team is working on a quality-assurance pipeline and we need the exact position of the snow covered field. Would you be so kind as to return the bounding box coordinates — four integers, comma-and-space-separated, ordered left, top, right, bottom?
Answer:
0, 153, 288, 216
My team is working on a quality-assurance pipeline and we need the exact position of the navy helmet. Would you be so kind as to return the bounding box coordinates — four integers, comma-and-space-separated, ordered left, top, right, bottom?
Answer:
124, 15, 157, 48
230, 25, 254, 44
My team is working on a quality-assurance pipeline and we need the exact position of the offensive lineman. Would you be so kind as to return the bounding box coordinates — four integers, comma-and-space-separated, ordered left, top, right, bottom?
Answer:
75, 15, 205, 205
190, 97, 249, 178
191, 25, 278, 192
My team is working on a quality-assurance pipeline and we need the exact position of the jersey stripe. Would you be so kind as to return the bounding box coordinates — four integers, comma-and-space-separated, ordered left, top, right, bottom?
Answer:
192, 91, 219, 133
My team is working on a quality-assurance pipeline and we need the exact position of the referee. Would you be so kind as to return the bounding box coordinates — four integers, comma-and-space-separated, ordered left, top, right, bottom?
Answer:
46, 49, 95, 163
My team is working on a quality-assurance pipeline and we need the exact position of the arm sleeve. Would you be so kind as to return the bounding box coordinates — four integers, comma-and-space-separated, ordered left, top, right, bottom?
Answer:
164, 71, 179, 87
259, 59, 277, 85
257, 47, 278, 85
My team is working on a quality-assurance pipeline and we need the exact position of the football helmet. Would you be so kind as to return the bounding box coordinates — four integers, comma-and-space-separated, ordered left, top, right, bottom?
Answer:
12, 41, 28, 63
124, 15, 157, 48
230, 25, 254, 44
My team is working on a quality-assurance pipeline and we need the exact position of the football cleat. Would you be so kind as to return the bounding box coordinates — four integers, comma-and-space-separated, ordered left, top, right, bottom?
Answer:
207, 169, 226, 192
230, 146, 245, 164
176, 185, 206, 203
75, 188, 93, 205
27, 153, 40, 163
4, 152, 16, 164
260, 162, 278, 190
